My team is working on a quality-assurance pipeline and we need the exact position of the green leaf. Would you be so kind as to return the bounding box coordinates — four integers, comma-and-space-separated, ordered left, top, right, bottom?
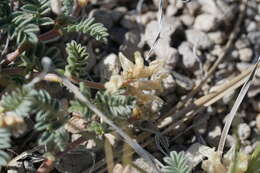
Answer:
0, 87, 36, 117
95, 91, 135, 119
38, 17, 54, 26
65, 40, 89, 78
21, 4, 38, 14
0, 150, 10, 166
65, 17, 109, 43
54, 127, 69, 151
246, 145, 260, 173
38, 131, 54, 145
162, 151, 191, 173
62, 0, 74, 15
68, 82, 93, 119
0, 128, 11, 167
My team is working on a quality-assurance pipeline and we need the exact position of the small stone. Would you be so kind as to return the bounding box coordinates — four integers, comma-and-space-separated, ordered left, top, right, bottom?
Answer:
254, 14, 260, 22
243, 145, 253, 154
175, 0, 184, 9
89, 9, 113, 29
166, 4, 178, 16
163, 48, 180, 71
208, 31, 226, 45
238, 123, 251, 141
194, 14, 217, 32
226, 135, 236, 148
247, 31, 260, 53
193, 115, 208, 135
140, 11, 156, 25
145, 17, 182, 47
133, 158, 154, 173
95, 53, 120, 82
162, 74, 176, 94
110, 7, 126, 23
145, 17, 182, 62
252, 102, 260, 112
186, 1, 201, 15
249, 120, 256, 127
236, 62, 251, 72
206, 117, 222, 147
247, 21, 257, 32
197, 0, 221, 16
246, 7, 257, 19
120, 14, 138, 29
211, 45, 223, 57
119, 29, 141, 60
238, 48, 253, 62
256, 114, 260, 130
186, 29, 213, 50
110, 27, 127, 45
235, 38, 250, 49
230, 49, 239, 59
248, 31, 260, 44
248, 83, 260, 98
222, 91, 235, 104
180, 14, 194, 26
185, 143, 205, 168
178, 42, 198, 70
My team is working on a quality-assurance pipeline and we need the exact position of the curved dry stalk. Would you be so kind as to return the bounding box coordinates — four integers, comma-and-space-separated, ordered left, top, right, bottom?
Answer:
145, 0, 164, 61
0, 68, 105, 89
217, 57, 260, 155
160, 59, 260, 132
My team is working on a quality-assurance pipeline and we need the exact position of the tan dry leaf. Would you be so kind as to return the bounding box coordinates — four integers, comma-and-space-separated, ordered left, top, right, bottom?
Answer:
112, 164, 132, 173
200, 145, 250, 173
119, 52, 163, 80
131, 79, 163, 92
104, 75, 124, 93
106, 52, 165, 93
223, 146, 249, 173
199, 146, 227, 173
234, 153, 249, 173
65, 115, 88, 134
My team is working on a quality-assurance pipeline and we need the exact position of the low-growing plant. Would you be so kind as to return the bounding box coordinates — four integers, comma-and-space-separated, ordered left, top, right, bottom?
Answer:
0, 0, 165, 172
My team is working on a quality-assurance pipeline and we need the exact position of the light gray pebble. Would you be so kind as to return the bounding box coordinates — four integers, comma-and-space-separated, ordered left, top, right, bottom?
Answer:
238, 123, 251, 141
239, 48, 253, 62
185, 29, 213, 50
194, 14, 217, 32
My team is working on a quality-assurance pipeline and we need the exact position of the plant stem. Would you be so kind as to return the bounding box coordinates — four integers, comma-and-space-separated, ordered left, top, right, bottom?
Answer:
0, 68, 105, 89
2, 42, 32, 66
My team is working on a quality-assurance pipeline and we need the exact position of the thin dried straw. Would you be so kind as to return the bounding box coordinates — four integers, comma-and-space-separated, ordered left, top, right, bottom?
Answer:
217, 56, 260, 155
145, 0, 164, 61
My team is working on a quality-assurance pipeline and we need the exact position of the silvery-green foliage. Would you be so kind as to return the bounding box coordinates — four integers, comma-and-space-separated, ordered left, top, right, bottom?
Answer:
66, 18, 109, 43
162, 151, 191, 173
0, 128, 11, 167
65, 41, 89, 79
0, 0, 53, 44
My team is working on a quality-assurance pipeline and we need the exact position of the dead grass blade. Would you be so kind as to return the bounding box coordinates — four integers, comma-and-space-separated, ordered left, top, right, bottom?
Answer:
105, 137, 114, 173
217, 57, 260, 155
145, 0, 164, 61
159, 60, 260, 129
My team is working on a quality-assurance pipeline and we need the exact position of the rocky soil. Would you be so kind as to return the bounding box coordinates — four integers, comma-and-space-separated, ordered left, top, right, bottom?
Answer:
5, 0, 258, 172
77, 0, 260, 172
